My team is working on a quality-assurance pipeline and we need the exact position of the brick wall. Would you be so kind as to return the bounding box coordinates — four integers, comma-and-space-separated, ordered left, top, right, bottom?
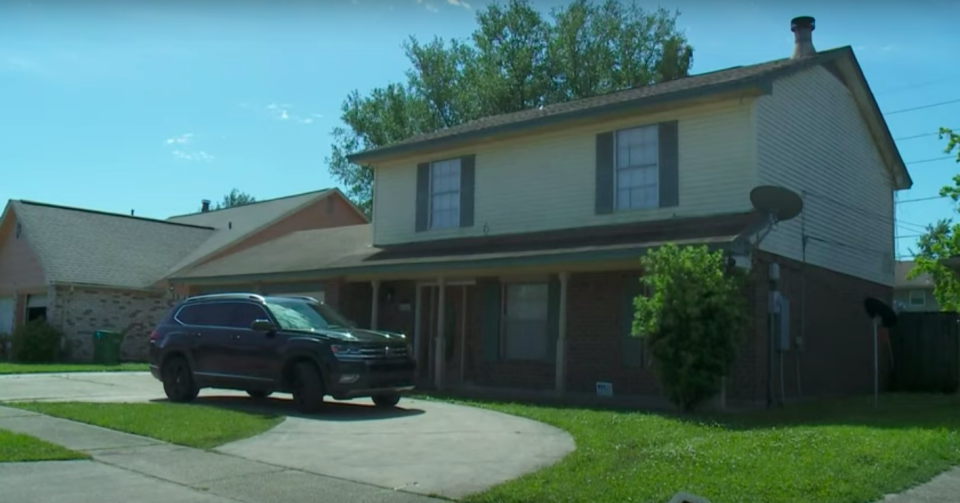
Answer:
50, 286, 174, 362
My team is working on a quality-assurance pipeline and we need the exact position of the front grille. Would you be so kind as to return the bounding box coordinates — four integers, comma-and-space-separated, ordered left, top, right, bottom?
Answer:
357, 345, 409, 359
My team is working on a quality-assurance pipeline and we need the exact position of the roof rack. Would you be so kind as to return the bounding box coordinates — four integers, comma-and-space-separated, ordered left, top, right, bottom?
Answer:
184, 293, 266, 303
268, 295, 321, 303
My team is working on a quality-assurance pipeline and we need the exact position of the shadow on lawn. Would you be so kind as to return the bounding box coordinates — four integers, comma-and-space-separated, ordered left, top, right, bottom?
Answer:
151, 395, 426, 422
419, 390, 960, 432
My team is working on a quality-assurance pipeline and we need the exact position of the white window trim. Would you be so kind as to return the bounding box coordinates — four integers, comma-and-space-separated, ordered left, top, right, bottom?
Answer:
908, 290, 926, 307
428, 158, 461, 230
500, 281, 550, 361
613, 124, 659, 212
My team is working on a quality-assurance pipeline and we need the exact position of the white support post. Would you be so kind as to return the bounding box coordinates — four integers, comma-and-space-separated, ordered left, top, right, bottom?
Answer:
555, 272, 570, 395
370, 280, 380, 330
435, 277, 446, 390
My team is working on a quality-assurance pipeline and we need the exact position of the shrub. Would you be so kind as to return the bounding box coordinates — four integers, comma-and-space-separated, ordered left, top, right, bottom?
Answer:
632, 244, 748, 412
11, 321, 63, 363
0, 332, 10, 361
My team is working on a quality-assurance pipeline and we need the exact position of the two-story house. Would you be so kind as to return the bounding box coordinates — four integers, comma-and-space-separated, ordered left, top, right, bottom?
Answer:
169, 16, 912, 406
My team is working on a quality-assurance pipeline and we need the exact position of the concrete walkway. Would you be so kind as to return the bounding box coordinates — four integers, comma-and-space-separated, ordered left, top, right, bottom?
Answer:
0, 404, 440, 503
877, 467, 960, 503
0, 372, 575, 500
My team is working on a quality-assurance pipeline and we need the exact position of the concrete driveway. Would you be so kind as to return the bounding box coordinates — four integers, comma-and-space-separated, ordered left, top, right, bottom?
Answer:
0, 372, 574, 499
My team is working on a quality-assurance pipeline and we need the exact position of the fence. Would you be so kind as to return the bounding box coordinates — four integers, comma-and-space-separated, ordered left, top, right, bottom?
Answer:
888, 312, 960, 393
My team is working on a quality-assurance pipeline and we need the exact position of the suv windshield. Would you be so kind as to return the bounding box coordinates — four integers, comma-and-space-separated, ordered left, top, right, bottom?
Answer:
264, 299, 356, 332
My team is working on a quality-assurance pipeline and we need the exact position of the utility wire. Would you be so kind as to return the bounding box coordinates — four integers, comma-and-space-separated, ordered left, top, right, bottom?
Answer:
894, 128, 958, 142
906, 155, 955, 165
875, 77, 959, 95
885, 98, 960, 116
897, 195, 950, 204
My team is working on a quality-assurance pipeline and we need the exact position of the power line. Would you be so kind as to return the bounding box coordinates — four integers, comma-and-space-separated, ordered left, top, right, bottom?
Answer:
894, 128, 959, 142
906, 155, 955, 165
875, 76, 959, 95
803, 190, 929, 230
885, 98, 960, 116
897, 195, 949, 204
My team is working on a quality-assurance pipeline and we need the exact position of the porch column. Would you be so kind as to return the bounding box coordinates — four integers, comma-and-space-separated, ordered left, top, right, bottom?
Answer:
370, 280, 380, 330
555, 272, 570, 395
434, 277, 447, 390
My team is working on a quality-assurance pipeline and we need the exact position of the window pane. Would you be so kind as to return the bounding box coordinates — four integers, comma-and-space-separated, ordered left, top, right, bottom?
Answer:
641, 166, 657, 185
617, 188, 631, 209
504, 320, 547, 360
617, 168, 636, 189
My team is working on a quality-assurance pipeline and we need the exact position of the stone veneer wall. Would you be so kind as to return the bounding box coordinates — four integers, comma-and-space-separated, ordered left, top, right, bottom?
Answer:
50, 286, 174, 362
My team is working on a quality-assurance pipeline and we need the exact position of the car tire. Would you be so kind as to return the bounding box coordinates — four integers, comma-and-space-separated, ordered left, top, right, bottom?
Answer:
372, 393, 401, 408
246, 390, 272, 399
291, 362, 325, 414
162, 356, 199, 403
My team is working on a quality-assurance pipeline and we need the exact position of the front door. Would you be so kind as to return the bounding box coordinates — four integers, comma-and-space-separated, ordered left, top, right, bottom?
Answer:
417, 284, 472, 386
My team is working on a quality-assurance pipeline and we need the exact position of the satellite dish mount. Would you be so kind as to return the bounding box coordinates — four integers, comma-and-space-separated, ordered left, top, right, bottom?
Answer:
749, 185, 804, 245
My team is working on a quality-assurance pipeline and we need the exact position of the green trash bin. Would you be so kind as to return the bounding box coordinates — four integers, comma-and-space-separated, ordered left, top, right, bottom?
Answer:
93, 331, 123, 365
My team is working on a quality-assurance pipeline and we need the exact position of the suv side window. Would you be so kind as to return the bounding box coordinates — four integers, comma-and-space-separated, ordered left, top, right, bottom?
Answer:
175, 303, 233, 327
227, 302, 270, 329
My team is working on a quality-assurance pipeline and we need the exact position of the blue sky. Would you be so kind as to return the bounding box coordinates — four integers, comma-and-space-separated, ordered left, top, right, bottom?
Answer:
0, 0, 956, 258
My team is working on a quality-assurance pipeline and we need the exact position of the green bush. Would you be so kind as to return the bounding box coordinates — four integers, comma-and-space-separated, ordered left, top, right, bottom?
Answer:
11, 321, 63, 363
0, 332, 10, 361
632, 244, 748, 412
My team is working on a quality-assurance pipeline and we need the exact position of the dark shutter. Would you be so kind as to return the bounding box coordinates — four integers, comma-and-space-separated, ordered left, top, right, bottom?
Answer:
658, 121, 679, 208
622, 274, 644, 368
415, 162, 430, 232
545, 274, 561, 363
595, 132, 615, 214
480, 278, 502, 362
459, 155, 476, 228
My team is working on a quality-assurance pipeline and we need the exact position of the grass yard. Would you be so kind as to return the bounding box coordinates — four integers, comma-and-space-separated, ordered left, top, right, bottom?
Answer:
8, 402, 283, 449
0, 363, 149, 375
447, 393, 960, 503
0, 428, 86, 462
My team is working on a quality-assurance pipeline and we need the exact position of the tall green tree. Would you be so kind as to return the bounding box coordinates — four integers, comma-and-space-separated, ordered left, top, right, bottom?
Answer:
326, 0, 695, 215
908, 128, 960, 310
210, 189, 257, 211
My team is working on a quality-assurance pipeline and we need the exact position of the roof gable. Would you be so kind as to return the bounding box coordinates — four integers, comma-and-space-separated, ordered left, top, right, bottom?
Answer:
7, 200, 214, 289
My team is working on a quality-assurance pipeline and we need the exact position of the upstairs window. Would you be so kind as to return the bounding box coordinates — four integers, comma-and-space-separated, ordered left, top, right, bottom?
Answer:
615, 125, 659, 210
429, 158, 461, 229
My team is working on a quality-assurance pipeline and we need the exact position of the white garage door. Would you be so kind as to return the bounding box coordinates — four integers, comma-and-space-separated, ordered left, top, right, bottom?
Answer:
0, 297, 14, 334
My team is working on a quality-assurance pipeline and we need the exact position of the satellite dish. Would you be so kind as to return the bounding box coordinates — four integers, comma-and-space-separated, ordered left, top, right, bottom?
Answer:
750, 185, 804, 223
864, 297, 898, 328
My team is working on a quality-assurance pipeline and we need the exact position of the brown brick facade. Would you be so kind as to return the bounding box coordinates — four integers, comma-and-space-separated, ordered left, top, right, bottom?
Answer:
49, 286, 174, 362
361, 252, 892, 405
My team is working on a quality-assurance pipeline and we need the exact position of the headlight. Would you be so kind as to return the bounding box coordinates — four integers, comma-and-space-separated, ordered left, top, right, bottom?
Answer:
331, 344, 361, 357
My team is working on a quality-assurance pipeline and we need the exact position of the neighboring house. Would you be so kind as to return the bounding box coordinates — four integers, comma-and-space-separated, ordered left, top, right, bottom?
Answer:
0, 189, 367, 360
167, 17, 912, 405
894, 261, 940, 312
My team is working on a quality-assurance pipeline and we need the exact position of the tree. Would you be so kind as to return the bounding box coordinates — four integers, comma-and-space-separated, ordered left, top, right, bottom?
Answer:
908, 128, 960, 310
631, 244, 747, 412
326, 0, 695, 215
210, 189, 257, 211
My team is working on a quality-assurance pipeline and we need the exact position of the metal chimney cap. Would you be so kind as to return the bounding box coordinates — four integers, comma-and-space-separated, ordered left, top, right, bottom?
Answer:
791, 16, 815, 32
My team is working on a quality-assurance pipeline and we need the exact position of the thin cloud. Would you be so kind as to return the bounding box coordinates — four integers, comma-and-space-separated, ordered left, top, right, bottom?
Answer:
265, 103, 318, 125
172, 150, 214, 162
447, 0, 471, 9
415, 0, 440, 13
165, 133, 193, 145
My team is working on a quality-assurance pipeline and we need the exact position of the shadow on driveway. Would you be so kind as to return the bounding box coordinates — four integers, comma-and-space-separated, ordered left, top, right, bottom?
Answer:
151, 395, 426, 422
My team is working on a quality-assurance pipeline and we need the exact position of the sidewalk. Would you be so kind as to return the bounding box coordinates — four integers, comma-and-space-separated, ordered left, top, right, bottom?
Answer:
0, 405, 441, 503
878, 467, 960, 503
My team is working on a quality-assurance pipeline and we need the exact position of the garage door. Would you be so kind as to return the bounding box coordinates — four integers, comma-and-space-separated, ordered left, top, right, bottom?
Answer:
0, 297, 14, 334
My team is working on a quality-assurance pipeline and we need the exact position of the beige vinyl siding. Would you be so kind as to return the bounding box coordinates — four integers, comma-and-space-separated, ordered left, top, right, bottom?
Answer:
373, 99, 757, 246
756, 66, 895, 286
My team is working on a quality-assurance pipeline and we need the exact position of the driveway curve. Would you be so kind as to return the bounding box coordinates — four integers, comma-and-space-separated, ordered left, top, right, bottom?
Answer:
0, 372, 574, 499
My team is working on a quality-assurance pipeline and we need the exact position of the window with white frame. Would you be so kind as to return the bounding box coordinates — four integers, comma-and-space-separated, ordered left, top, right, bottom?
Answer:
429, 158, 461, 229
909, 290, 926, 307
615, 125, 659, 210
502, 282, 549, 360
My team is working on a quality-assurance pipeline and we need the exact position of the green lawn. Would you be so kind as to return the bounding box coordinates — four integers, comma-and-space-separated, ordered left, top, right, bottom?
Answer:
0, 363, 149, 375
8, 402, 283, 449
0, 428, 86, 462
445, 394, 960, 503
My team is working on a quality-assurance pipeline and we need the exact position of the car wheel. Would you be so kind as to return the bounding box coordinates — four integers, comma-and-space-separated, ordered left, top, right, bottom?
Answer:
372, 393, 401, 408
291, 362, 325, 414
162, 356, 199, 403
247, 390, 272, 399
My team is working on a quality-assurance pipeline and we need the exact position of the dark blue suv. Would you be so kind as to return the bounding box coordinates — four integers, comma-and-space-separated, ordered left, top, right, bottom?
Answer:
148, 293, 416, 413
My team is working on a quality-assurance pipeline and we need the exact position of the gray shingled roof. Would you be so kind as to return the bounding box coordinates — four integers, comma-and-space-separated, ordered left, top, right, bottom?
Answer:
349, 48, 850, 163
895, 261, 934, 289
10, 201, 214, 289
163, 189, 331, 275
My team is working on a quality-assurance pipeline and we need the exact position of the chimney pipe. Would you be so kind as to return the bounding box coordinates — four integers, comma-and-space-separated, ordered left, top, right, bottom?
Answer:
791, 16, 816, 59
201, 199, 211, 212
130, 210, 135, 216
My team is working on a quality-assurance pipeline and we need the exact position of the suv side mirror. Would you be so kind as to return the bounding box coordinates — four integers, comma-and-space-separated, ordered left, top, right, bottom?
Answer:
250, 319, 276, 332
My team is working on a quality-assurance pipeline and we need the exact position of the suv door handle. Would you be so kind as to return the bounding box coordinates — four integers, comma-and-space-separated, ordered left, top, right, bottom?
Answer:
192, 332, 202, 338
